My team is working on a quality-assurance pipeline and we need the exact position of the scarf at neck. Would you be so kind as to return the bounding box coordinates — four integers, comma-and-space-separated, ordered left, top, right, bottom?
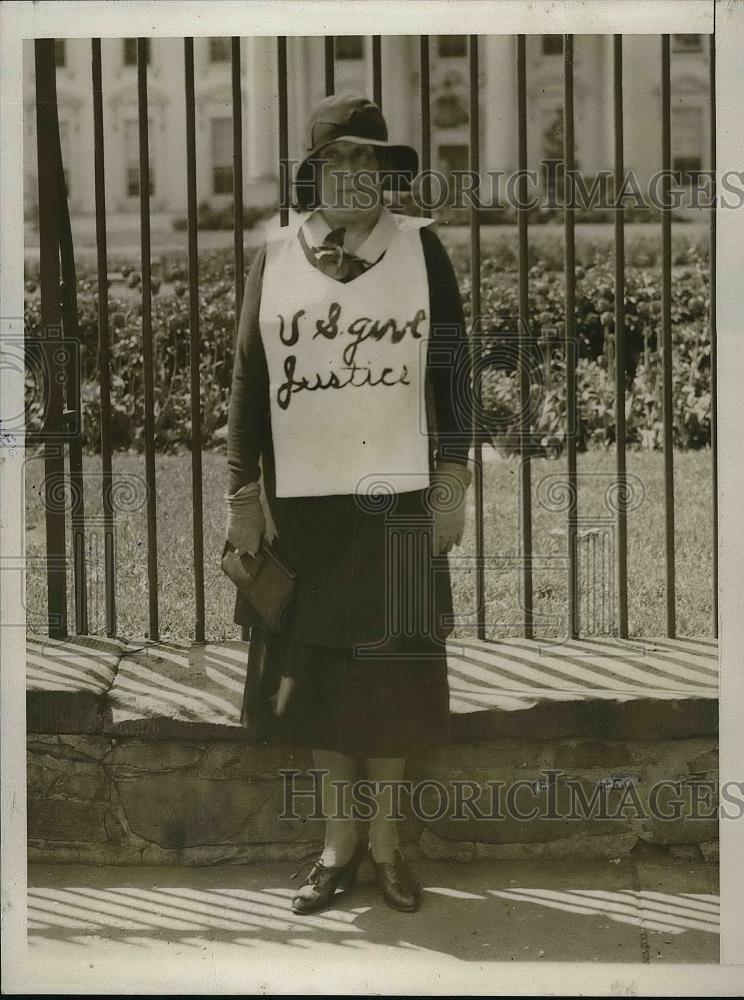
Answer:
297, 225, 376, 283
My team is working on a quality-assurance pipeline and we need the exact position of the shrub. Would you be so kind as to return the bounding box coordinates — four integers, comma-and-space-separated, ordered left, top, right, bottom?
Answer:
480, 318, 711, 455
459, 243, 710, 380
172, 201, 276, 232
23, 260, 250, 452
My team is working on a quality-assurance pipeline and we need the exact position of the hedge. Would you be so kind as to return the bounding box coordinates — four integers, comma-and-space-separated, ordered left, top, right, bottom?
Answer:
23, 238, 711, 455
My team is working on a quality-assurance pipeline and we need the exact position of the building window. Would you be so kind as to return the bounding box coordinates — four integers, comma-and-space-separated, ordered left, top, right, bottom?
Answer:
438, 144, 469, 203
211, 117, 233, 195
438, 144, 469, 172
123, 38, 150, 67
209, 37, 231, 62
125, 119, 155, 197
55, 40, 66, 68
672, 106, 703, 184
541, 107, 565, 197
673, 156, 702, 185
433, 87, 469, 129
335, 36, 364, 60
672, 34, 702, 53
542, 35, 563, 56
437, 36, 467, 58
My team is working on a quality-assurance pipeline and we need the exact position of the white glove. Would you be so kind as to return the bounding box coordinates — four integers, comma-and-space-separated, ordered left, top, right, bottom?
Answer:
224, 482, 266, 556
430, 461, 472, 554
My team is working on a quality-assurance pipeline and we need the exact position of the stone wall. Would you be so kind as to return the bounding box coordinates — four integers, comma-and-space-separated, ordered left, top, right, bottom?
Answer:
26, 633, 719, 864
27, 733, 719, 866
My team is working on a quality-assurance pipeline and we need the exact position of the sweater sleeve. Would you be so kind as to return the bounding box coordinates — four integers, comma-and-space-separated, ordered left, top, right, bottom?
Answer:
421, 225, 473, 467
226, 244, 271, 495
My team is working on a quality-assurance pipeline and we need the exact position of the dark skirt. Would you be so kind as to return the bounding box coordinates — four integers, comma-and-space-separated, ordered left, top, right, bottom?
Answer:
236, 483, 454, 756
241, 626, 451, 757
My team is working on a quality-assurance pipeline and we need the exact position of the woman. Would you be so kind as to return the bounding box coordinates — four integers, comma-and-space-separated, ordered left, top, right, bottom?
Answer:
225, 94, 473, 915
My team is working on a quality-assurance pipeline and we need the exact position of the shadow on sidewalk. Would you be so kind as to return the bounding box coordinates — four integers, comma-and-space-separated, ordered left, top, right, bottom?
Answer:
27, 858, 718, 964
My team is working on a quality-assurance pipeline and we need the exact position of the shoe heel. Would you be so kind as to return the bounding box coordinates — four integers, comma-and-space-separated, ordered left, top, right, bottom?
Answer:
338, 843, 368, 890
337, 868, 357, 890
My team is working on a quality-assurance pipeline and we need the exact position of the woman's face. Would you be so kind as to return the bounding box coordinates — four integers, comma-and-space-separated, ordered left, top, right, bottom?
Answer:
317, 140, 383, 226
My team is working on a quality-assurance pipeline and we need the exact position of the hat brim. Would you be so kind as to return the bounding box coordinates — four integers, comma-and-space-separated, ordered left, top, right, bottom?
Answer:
294, 134, 419, 207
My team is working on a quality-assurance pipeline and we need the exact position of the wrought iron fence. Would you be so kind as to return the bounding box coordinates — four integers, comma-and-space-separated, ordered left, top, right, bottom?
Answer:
28, 34, 717, 644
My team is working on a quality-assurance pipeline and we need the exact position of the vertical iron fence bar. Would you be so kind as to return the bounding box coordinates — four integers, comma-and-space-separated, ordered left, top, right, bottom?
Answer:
325, 36, 335, 95
516, 35, 534, 639
277, 36, 289, 227
56, 133, 88, 635
232, 37, 251, 643
372, 36, 382, 108
660, 35, 676, 638
34, 38, 67, 638
232, 38, 245, 322
419, 36, 431, 218
613, 35, 629, 639
468, 36, 485, 639
709, 32, 718, 638
91, 38, 116, 637
184, 39, 206, 644
564, 34, 579, 639
137, 37, 159, 640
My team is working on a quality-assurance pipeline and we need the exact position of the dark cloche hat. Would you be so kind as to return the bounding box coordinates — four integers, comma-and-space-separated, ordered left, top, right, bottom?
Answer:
294, 93, 419, 208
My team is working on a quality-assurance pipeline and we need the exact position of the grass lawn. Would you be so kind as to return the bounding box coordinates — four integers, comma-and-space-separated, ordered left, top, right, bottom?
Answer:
24, 446, 715, 642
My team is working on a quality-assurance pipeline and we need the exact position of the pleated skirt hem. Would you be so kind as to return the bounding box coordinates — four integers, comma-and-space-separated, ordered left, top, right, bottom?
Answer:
241, 626, 452, 757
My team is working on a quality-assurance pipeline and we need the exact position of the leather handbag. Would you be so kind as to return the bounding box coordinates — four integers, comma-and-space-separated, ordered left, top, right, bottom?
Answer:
221, 538, 298, 632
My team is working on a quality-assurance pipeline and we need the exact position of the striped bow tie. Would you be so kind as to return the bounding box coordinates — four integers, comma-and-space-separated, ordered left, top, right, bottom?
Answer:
301, 226, 373, 283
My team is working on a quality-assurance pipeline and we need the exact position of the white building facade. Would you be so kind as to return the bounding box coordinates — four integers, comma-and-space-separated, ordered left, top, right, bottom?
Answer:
23, 34, 712, 218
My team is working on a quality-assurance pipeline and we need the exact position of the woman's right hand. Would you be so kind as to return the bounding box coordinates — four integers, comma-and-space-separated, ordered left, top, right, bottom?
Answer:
225, 482, 266, 556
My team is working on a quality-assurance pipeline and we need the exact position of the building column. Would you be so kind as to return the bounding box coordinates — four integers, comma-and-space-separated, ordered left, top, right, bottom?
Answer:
601, 33, 616, 177
245, 35, 277, 182
289, 36, 308, 171
482, 34, 517, 204
379, 36, 413, 142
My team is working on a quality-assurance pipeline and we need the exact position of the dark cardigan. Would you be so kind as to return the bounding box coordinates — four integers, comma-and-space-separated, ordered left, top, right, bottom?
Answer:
226, 222, 473, 645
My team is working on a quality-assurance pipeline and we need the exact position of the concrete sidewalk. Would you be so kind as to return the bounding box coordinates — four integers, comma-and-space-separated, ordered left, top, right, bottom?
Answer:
20, 856, 719, 993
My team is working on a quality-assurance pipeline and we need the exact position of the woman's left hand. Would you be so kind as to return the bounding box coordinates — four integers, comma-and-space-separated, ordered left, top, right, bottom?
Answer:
430, 461, 472, 554
262, 495, 279, 545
